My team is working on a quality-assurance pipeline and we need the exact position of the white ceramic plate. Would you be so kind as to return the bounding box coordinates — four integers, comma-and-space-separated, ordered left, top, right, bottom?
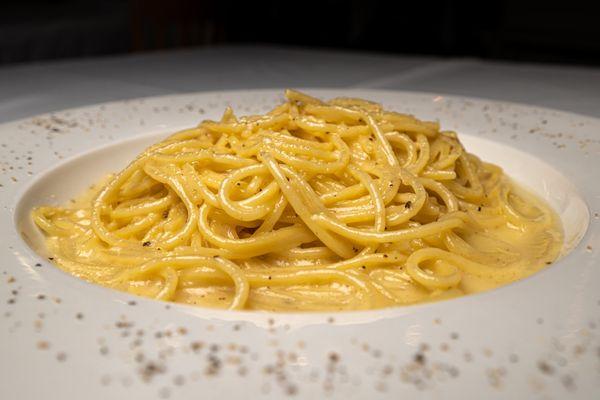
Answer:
1, 89, 599, 400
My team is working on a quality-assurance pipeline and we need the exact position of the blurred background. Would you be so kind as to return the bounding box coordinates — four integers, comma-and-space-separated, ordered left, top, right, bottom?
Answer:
1, 0, 599, 66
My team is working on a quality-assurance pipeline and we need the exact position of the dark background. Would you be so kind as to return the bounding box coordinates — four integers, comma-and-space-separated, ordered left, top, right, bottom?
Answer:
1, 0, 599, 66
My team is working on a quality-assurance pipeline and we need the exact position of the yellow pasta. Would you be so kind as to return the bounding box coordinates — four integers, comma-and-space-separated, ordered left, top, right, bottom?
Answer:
31, 90, 563, 311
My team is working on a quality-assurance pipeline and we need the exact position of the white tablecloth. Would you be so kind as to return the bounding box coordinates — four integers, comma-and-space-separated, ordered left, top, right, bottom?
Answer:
1, 45, 599, 123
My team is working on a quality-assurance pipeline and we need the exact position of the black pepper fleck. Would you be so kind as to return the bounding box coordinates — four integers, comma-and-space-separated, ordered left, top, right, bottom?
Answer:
414, 353, 426, 365
537, 360, 555, 375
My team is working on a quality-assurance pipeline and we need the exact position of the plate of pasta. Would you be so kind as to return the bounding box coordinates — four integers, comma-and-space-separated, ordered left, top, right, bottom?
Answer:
1, 88, 599, 399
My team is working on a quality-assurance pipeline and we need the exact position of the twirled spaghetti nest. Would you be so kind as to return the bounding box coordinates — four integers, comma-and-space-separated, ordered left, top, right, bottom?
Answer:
33, 90, 561, 311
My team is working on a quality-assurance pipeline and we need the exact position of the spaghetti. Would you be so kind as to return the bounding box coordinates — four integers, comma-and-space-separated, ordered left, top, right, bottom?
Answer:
32, 90, 563, 311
